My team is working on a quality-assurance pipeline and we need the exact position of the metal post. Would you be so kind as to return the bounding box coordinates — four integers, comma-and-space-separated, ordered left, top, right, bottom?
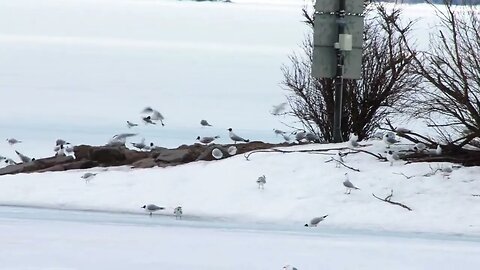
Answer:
333, 0, 346, 143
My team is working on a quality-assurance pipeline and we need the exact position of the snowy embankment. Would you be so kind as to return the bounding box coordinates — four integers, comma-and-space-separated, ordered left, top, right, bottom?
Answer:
0, 140, 478, 236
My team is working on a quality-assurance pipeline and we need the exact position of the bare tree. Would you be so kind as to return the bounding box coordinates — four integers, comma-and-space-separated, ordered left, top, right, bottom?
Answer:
281, 3, 420, 142
406, 1, 480, 150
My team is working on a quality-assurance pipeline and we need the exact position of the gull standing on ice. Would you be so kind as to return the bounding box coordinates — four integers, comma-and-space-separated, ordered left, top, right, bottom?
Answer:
197, 136, 220, 145
15, 150, 34, 163
256, 175, 266, 189
126, 121, 138, 128
304, 215, 328, 227
200, 119, 212, 127
228, 128, 249, 144
343, 173, 360, 194
6, 138, 21, 145
174, 206, 183, 219
142, 204, 165, 216
81, 172, 97, 183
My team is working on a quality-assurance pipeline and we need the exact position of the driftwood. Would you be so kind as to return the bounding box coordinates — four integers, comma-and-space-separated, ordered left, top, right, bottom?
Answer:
243, 147, 350, 161
325, 158, 361, 172
372, 192, 412, 211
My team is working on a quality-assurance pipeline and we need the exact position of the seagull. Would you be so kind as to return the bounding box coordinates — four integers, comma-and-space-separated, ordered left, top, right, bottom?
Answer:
131, 138, 147, 150
395, 127, 411, 134
150, 110, 165, 126
335, 151, 344, 168
6, 138, 21, 145
55, 139, 69, 146
304, 215, 328, 227
435, 145, 442, 155
55, 144, 66, 157
349, 133, 359, 147
126, 121, 138, 128
174, 206, 183, 220
256, 175, 266, 189
4, 158, 17, 165
386, 150, 400, 166
283, 265, 298, 270
273, 129, 286, 135
142, 204, 165, 216
197, 136, 220, 145
413, 142, 427, 153
65, 146, 75, 154
383, 132, 399, 148
343, 173, 360, 194
441, 166, 453, 178
107, 133, 137, 147
371, 131, 384, 140
142, 116, 156, 125
305, 132, 319, 143
294, 130, 306, 142
81, 172, 97, 183
281, 133, 291, 142
141, 107, 165, 125
271, 102, 287, 115
15, 150, 34, 163
228, 128, 249, 144
200, 119, 212, 127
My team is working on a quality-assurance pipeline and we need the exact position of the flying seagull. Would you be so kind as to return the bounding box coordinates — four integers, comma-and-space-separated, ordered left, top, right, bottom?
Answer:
200, 119, 212, 127
304, 215, 328, 227
343, 173, 360, 194
142, 204, 165, 216
126, 121, 138, 128
228, 128, 249, 144
6, 138, 22, 145
271, 102, 287, 115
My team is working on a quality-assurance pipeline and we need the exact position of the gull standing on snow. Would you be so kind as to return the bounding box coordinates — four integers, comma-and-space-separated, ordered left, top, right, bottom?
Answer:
383, 132, 399, 148
271, 102, 287, 115
228, 128, 249, 144
197, 136, 220, 145
349, 133, 359, 148
343, 173, 360, 194
126, 121, 138, 128
200, 119, 212, 127
81, 172, 97, 183
335, 151, 345, 168
15, 150, 34, 163
142, 204, 165, 216
174, 206, 183, 220
256, 175, 266, 189
6, 138, 22, 145
304, 215, 328, 227
386, 150, 400, 166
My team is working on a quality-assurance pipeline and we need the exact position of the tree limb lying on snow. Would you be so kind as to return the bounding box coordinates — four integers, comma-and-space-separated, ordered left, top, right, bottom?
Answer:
243, 147, 350, 161
372, 192, 412, 211
325, 158, 361, 172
